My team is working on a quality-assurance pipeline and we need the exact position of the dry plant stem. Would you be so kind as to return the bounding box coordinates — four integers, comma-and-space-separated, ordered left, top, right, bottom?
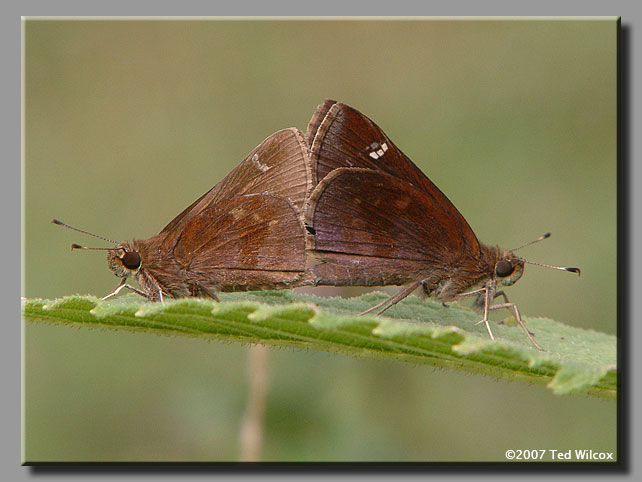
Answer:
239, 344, 270, 462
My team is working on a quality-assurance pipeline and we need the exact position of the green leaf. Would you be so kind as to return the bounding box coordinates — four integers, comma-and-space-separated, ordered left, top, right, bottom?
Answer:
22, 291, 616, 399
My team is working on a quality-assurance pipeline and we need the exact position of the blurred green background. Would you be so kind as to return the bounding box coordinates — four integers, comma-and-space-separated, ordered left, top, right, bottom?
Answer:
23, 19, 617, 461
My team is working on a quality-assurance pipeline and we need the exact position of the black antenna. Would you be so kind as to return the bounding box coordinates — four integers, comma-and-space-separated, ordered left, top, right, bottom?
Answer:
509, 232, 580, 276
52, 219, 119, 245
511, 232, 551, 252
71, 243, 118, 251
523, 260, 581, 276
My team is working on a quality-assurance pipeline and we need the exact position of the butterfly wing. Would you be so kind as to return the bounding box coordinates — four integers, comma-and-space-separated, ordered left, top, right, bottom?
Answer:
160, 127, 312, 247
306, 99, 480, 253
305, 168, 476, 286
173, 193, 306, 291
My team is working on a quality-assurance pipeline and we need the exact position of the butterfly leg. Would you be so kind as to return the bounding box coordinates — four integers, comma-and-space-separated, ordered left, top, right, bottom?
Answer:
478, 285, 495, 341
199, 285, 221, 302
457, 286, 542, 350
456, 287, 487, 299
102, 278, 148, 300
459, 284, 496, 341
488, 293, 543, 351
419, 282, 448, 307
359, 281, 423, 316
492, 291, 527, 329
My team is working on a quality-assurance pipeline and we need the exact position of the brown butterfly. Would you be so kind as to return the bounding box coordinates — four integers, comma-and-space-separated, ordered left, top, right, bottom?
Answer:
303, 100, 580, 349
54, 128, 313, 302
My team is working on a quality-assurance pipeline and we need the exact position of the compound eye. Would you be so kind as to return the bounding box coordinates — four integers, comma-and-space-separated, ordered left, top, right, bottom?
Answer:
495, 259, 513, 277
121, 251, 141, 270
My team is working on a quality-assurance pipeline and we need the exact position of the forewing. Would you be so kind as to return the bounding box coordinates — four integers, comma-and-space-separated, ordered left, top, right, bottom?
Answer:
160, 128, 312, 243
306, 99, 480, 252
305, 168, 475, 285
173, 193, 306, 291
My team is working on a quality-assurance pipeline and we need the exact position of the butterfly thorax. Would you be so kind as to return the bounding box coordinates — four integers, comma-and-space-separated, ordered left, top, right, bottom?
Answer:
430, 244, 524, 302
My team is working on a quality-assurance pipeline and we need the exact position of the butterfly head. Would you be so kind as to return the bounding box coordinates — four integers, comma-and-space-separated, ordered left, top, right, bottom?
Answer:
494, 251, 525, 287
107, 242, 142, 278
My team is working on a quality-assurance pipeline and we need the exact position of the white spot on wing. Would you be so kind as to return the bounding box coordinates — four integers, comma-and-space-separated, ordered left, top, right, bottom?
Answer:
252, 153, 270, 172
366, 140, 388, 160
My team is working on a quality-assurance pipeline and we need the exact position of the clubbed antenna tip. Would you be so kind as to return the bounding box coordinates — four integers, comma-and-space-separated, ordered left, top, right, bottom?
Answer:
51, 218, 119, 244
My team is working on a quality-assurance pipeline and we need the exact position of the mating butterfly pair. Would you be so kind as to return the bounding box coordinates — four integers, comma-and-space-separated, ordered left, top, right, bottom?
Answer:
55, 100, 579, 350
